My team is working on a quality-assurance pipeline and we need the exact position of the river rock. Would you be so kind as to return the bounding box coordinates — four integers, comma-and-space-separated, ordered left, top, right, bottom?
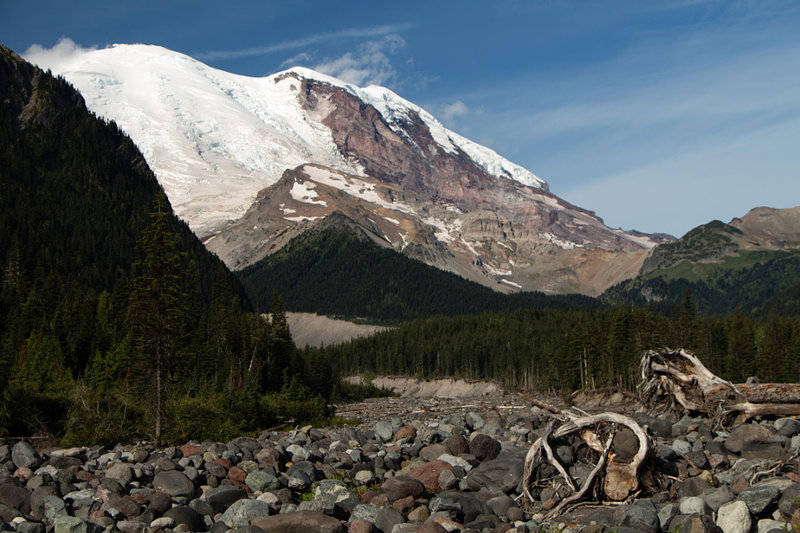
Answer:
737, 484, 781, 515
716, 500, 752, 533
220, 498, 273, 528
206, 484, 247, 513
468, 433, 501, 462
11, 442, 41, 471
53, 515, 87, 533
252, 510, 345, 532
152, 470, 195, 499
725, 424, 775, 454
615, 499, 660, 533
669, 513, 723, 533
465, 447, 525, 493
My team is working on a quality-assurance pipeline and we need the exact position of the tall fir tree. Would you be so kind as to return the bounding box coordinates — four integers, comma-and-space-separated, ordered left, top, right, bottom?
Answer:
128, 190, 187, 443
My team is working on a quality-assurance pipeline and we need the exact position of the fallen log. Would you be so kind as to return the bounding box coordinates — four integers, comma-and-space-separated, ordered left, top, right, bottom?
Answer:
640, 348, 800, 419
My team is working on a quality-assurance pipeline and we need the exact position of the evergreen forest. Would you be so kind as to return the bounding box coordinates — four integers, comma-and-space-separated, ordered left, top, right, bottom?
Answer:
301, 293, 800, 394
0, 46, 349, 445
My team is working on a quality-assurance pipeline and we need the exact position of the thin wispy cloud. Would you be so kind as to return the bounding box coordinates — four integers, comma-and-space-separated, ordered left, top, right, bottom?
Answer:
440, 101, 469, 122
196, 23, 415, 61
311, 34, 406, 86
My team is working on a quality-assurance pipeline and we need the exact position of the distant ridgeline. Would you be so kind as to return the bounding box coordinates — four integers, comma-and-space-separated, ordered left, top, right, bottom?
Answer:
602, 218, 800, 315
0, 46, 338, 444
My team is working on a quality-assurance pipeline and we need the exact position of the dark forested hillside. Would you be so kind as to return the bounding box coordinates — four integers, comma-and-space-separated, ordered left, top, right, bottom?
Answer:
237, 224, 599, 322
304, 301, 800, 393
0, 46, 328, 443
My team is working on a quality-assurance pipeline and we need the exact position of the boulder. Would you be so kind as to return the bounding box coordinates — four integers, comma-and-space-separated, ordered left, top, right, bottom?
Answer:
737, 484, 781, 515
716, 500, 752, 533
206, 485, 247, 513
251, 511, 344, 533
220, 498, 273, 528
468, 433, 501, 462
380, 476, 424, 502
152, 470, 195, 498
725, 424, 774, 454
11, 442, 41, 471
615, 499, 660, 533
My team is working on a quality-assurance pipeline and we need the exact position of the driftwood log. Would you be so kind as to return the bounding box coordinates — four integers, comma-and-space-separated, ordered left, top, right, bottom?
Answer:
521, 403, 652, 518
640, 348, 800, 419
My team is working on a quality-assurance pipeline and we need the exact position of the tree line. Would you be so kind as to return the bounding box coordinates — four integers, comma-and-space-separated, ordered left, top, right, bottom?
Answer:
300, 291, 800, 394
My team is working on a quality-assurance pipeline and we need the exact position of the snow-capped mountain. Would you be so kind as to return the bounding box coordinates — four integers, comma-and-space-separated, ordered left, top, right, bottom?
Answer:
35, 43, 671, 295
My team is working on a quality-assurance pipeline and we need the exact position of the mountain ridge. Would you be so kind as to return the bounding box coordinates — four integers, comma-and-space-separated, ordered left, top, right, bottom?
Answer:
31, 43, 668, 296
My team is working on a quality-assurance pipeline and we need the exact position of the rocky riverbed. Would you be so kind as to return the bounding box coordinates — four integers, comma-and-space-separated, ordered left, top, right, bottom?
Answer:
1, 393, 800, 533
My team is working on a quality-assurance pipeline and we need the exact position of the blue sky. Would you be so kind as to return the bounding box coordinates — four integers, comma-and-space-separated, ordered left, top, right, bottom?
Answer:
2, 0, 799, 237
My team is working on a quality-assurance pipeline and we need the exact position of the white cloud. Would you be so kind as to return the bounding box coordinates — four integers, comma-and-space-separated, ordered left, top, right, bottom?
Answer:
312, 34, 406, 86
23, 37, 97, 71
440, 100, 469, 122
280, 52, 312, 69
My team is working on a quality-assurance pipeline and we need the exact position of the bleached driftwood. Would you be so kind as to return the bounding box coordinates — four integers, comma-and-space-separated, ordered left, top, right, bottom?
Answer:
640, 348, 800, 418
522, 406, 651, 518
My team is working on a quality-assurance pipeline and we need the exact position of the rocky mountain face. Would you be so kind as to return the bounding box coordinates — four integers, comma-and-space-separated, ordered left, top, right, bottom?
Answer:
36, 44, 669, 296
604, 206, 800, 312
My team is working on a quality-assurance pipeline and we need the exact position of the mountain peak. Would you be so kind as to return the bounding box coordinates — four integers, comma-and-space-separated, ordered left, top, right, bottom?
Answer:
32, 42, 663, 295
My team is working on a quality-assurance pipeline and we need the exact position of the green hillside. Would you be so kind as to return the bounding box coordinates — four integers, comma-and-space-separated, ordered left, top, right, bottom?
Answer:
0, 46, 328, 443
237, 222, 599, 322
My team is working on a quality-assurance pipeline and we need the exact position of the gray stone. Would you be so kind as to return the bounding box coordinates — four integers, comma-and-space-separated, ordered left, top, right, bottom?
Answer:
206, 485, 247, 513
431, 490, 492, 523
658, 503, 679, 531
486, 494, 515, 517
53, 516, 87, 533
778, 483, 800, 517
63, 489, 95, 510
374, 421, 395, 443
774, 418, 800, 438
465, 447, 525, 493
220, 498, 273, 528
465, 412, 485, 430
43, 495, 68, 523
702, 485, 734, 512
738, 484, 781, 515
16, 521, 45, 533
615, 499, 660, 533
11, 442, 41, 470
105, 462, 133, 483
375, 507, 405, 532
287, 468, 311, 490
350, 503, 380, 523
438, 469, 458, 491
716, 500, 752, 533
672, 439, 692, 455
153, 470, 195, 498
284, 444, 309, 462
245, 470, 280, 493
680, 495, 712, 516
633, 413, 673, 439
468, 433, 501, 462
726, 423, 775, 454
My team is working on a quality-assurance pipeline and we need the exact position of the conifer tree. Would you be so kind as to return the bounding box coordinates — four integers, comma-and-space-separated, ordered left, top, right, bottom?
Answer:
129, 190, 186, 443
